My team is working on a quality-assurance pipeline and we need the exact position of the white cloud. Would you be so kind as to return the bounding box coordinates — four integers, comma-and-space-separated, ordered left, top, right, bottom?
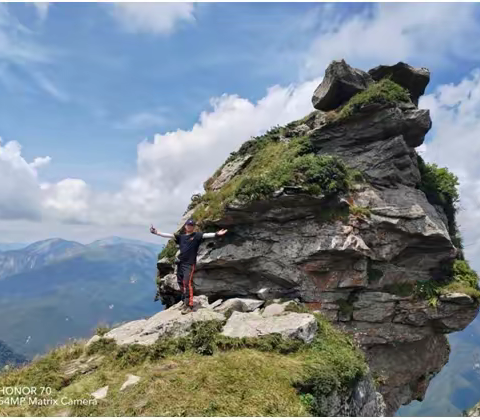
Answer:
303, 3, 480, 78
419, 70, 480, 271
31, 71, 69, 102
1, 79, 318, 231
0, 3, 66, 101
109, 3, 195, 35
0, 138, 48, 220
114, 109, 168, 130
0, 4, 51, 66
31, 156, 51, 169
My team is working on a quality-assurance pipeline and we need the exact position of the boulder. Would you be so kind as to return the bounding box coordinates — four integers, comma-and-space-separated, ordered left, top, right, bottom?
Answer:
104, 307, 225, 346
208, 299, 223, 309
104, 320, 148, 345
368, 62, 430, 105
120, 374, 141, 391
208, 155, 253, 191
262, 302, 291, 317
91, 386, 109, 400
62, 355, 104, 378
439, 292, 474, 305
221, 311, 318, 343
312, 60, 373, 111
214, 298, 264, 314
87, 335, 101, 346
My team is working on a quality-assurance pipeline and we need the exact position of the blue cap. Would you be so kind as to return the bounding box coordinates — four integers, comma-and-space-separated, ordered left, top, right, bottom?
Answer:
185, 218, 196, 226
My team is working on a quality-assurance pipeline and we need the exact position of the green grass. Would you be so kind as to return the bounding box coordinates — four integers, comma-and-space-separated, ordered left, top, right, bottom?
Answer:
335, 78, 410, 121
95, 325, 110, 337
190, 132, 355, 226
349, 205, 371, 218
336, 299, 354, 316
158, 239, 178, 264
0, 309, 367, 417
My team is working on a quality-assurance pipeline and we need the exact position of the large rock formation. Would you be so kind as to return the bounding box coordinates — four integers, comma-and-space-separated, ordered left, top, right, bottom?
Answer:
157, 60, 479, 415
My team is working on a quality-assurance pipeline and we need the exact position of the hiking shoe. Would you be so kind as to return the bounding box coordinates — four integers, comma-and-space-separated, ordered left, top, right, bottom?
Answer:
181, 306, 193, 315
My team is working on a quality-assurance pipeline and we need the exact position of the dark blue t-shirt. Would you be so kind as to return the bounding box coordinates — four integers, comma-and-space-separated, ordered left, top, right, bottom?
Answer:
174, 232, 204, 264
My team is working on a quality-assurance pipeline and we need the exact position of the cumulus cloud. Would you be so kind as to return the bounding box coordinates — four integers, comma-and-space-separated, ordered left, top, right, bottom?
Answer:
109, 3, 195, 35
303, 3, 480, 78
38, 79, 319, 228
419, 70, 480, 270
0, 139, 49, 220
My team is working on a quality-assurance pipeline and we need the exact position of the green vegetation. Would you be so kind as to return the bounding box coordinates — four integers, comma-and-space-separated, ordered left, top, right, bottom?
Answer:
417, 156, 460, 245
95, 325, 110, 337
336, 299, 353, 317
413, 156, 479, 302
188, 127, 356, 226
336, 79, 411, 121
349, 205, 371, 218
158, 239, 178, 264
0, 309, 367, 417
415, 259, 480, 305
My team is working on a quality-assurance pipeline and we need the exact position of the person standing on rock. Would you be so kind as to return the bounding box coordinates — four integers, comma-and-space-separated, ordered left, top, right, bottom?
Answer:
150, 219, 227, 314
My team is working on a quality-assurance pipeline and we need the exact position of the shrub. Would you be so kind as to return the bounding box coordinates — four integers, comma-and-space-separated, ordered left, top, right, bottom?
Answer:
417, 156, 459, 238
86, 338, 117, 356
158, 239, 178, 264
95, 325, 110, 337
349, 205, 371, 218
336, 79, 410, 120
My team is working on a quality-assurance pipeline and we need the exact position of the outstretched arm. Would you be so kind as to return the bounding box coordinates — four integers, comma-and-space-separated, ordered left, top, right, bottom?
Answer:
203, 229, 228, 239
150, 225, 175, 239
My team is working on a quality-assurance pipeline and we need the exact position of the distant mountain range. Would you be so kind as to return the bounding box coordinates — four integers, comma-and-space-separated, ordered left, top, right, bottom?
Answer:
0, 243, 29, 252
0, 237, 164, 363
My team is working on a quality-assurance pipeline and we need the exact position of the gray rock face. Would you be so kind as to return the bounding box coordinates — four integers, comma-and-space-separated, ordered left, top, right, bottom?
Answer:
310, 105, 431, 187
312, 60, 373, 111
368, 62, 430, 105
366, 334, 449, 415
467, 400, 480, 417
222, 311, 318, 343
322, 374, 386, 416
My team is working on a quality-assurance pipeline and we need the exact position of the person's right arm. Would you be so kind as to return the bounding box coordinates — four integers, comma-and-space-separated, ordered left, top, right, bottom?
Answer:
150, 225, 175, 239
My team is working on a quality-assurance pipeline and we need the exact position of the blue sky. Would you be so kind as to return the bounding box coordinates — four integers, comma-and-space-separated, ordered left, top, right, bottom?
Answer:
1, 2, 480, 269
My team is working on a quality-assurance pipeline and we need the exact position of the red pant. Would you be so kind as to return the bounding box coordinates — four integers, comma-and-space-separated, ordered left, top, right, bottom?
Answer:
176, 263, 195, 307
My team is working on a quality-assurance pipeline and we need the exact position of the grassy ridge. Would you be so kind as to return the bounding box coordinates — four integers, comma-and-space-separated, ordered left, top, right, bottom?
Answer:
0, 312, 367, 417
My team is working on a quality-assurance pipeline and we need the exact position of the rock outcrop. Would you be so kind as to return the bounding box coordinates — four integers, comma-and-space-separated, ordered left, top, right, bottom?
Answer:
155, 59, 479, 415
312, 59, 373, 111
467, 400, 480, 416
368, 62, 430, 106
87, 296, 385, 416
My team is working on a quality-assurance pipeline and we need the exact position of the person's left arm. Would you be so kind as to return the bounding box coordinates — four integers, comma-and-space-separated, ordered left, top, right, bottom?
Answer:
202, 229, 228, 239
